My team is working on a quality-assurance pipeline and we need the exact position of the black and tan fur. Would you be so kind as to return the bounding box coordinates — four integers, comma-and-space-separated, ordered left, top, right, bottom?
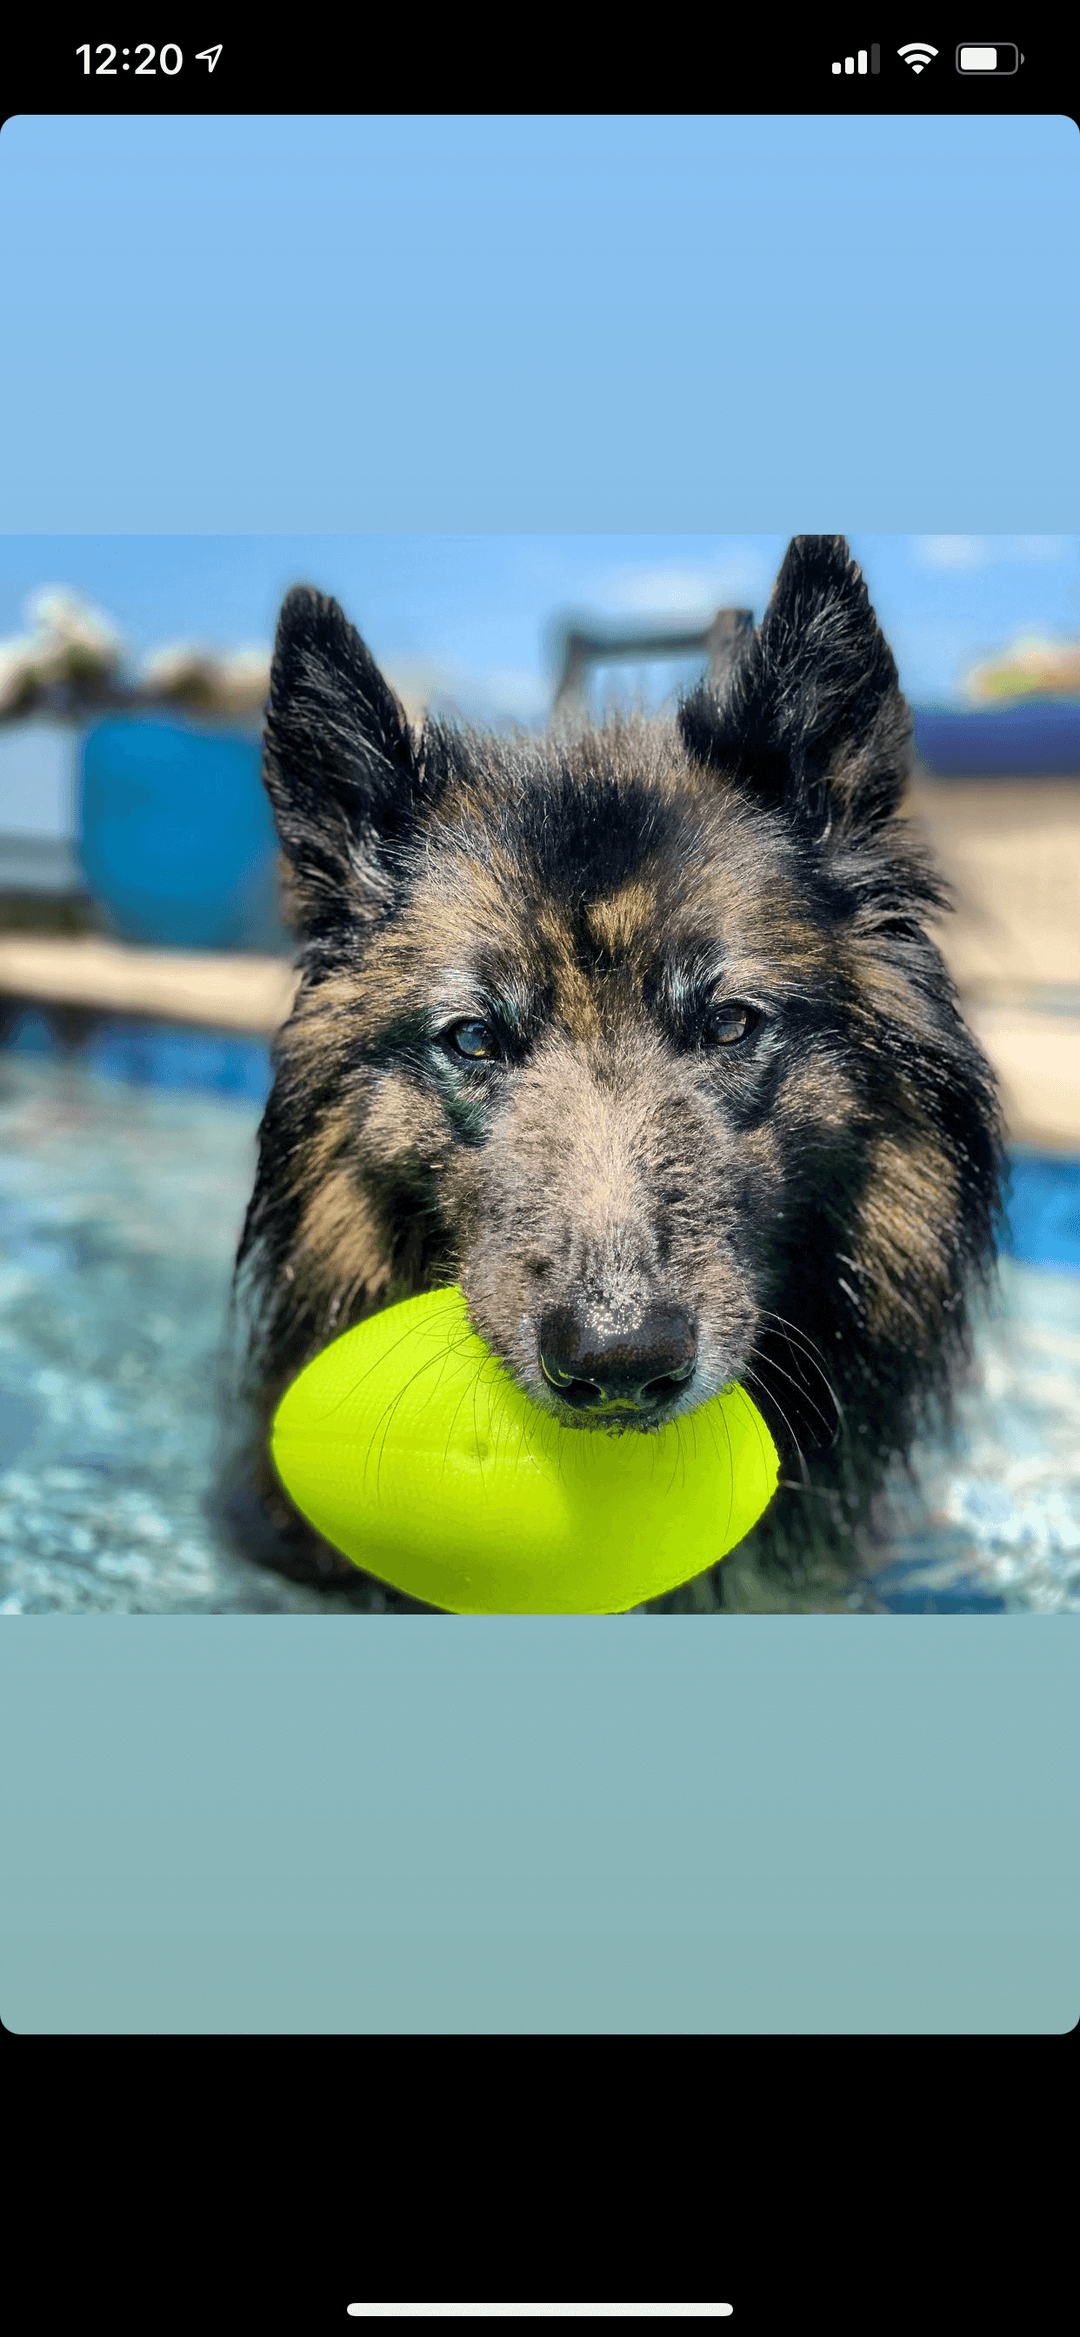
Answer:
212, 537, 1004, 1611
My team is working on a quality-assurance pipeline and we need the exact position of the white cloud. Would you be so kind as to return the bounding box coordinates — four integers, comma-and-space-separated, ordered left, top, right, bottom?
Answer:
914, 538, 994, 571
914, 536, 1072, 571
590, 554, 772, 618
381, 652, 548, 725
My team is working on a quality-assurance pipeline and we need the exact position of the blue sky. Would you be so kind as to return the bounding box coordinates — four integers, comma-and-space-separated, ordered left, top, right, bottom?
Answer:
2, 533, 1077, 836
1, 533, 1078, 730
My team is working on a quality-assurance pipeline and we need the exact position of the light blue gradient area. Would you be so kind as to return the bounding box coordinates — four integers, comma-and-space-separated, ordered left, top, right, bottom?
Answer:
1, 114, 1077, 531
1, 1623, 1076, 2031
2, 111, 1078, 2040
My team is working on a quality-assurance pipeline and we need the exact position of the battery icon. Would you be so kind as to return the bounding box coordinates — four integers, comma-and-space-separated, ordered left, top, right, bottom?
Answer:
956, 43, 1022, 71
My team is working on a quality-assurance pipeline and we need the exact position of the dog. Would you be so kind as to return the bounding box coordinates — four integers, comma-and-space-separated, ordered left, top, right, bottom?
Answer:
212, 536, 1004, 1611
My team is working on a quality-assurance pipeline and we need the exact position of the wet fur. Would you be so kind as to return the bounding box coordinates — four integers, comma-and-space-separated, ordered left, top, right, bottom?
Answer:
211, 537, 1004, 1611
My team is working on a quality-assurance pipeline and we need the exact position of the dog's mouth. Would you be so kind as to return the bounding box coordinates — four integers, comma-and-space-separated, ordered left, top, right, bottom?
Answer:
537, 1350, 697, 1430
460, 1286, 742, 1434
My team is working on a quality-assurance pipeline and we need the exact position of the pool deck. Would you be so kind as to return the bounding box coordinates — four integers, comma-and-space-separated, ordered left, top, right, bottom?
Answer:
2, 774, 1079, 1147
0, 932, 297, 1034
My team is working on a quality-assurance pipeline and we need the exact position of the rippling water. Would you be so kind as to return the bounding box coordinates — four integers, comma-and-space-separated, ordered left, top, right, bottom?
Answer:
1, 1014, 1078, 1615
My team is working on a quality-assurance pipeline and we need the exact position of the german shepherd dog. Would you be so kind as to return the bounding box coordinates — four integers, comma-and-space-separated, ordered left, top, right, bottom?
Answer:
214, 537, 1004, 1611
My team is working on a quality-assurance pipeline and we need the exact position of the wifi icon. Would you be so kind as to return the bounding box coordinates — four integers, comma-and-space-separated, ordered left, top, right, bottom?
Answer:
898, 41, 938, 71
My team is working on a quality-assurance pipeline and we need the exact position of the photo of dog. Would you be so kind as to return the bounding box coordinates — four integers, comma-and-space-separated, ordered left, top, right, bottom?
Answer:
217, 535, 1005, 1610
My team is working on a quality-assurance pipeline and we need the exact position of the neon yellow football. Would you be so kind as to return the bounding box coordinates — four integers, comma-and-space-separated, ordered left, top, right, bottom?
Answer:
270, 1287, 779, 1614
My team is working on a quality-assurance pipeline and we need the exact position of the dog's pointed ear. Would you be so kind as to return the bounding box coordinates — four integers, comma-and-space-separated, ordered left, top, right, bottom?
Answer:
263, 586, 446, 931
678, 537, 911, 841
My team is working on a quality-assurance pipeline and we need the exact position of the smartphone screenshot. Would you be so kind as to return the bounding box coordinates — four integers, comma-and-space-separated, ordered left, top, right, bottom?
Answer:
1, 37, 1075, 2325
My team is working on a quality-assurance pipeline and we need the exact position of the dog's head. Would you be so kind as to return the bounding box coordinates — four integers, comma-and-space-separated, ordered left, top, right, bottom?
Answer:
243, 538, 1000, 1471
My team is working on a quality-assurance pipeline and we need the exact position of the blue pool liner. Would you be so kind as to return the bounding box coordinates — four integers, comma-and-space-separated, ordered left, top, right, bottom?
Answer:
1003, 1150, 1080, 1272
1, 1007, 273, 1104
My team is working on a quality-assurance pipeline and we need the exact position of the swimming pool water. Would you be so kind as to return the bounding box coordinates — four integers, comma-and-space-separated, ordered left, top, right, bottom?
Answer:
1, 1011, 1078, 1615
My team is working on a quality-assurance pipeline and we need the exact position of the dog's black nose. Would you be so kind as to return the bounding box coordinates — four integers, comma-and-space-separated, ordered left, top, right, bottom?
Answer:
538, 1303, 698, 1415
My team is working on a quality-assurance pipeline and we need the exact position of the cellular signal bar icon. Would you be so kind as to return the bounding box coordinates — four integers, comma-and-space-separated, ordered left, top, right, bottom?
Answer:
832, 46, 880, 72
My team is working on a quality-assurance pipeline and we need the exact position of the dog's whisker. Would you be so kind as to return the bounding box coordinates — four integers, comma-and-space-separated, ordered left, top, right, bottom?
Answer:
754, 1313, 845, 1432
747, 1341, 837, 1441
757, 1308, 843, 1394
359, 1348, 473, 1496
742, 1362, 812, 1491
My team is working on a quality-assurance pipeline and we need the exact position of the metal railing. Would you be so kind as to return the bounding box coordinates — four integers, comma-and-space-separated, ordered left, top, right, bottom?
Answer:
551, 606, 754, 720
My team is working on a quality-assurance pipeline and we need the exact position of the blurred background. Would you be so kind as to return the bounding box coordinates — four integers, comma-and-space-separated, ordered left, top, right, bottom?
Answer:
1, 534, 1078, 1613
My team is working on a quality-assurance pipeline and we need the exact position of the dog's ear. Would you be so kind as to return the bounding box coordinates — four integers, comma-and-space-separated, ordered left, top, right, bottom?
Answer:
263, 587, 445, 931
678, 537, 911, 841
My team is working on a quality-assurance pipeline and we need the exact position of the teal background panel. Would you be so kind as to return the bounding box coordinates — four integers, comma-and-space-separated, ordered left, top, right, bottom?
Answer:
1, 1620, 1076, 2032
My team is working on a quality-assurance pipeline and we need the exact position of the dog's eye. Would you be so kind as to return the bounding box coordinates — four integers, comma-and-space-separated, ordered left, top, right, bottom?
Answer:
444, 1019, 500, 1061
703, 1001, 758, 1046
